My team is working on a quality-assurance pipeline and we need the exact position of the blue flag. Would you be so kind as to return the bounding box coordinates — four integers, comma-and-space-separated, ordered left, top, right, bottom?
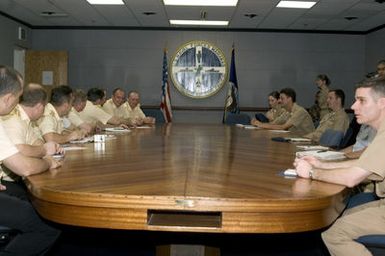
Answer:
223, 47, 240, 123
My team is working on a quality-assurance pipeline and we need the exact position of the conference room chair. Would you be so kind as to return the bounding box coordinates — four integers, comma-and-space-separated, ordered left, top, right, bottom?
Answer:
225, 113, 251, 125
338, 116, 361, 149
344, 191, 385, 255
0, 225, 15, 247
142, 109, 165, 123
319, 129, 344, 148
254, 113, 269, 123
356, 235, 385, 255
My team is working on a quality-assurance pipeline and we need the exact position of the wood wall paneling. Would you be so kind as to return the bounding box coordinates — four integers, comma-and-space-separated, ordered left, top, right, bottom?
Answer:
25, 50, 68, 94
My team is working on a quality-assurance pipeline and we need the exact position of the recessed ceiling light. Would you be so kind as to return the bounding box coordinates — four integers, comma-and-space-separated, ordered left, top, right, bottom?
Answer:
277, 1, 316, 9
244, 13, 257, 18
344, 16, 358, 21
164, 0, 238, 6
86, 0, 124, 5
143, 12, 156, 16
40, 11, 68, 17
169, 20, 229, 26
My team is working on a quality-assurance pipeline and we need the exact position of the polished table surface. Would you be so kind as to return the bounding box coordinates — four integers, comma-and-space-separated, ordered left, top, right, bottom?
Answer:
26, 124, 348, 233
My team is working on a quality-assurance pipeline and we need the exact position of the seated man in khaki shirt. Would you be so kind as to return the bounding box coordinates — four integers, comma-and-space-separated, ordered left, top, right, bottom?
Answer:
0, 65, 61, 255
251, 88, 315, 136
294, 77, 385, 256
37, 85, 84, 144
77, 88, 133, 127
1, 83, 62, 159
67, 89, 94, 134
304, 89, 350, 142
102, 88, 128, 118
126, 91, 155, 125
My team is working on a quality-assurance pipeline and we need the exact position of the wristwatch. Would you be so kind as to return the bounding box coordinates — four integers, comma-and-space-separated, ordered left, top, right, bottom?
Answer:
309, 169, 314, 179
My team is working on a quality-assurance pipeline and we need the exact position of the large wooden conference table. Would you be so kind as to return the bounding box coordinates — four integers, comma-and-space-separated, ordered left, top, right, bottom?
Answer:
26, 124, 348, 234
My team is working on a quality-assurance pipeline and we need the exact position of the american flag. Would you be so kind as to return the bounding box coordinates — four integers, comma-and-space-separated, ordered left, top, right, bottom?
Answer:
160, 49, 173, 123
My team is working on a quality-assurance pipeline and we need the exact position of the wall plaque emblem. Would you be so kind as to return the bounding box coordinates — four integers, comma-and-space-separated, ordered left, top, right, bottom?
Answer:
170, 41, 228, 98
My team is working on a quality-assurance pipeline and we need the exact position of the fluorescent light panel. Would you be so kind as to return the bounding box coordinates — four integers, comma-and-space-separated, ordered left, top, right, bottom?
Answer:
86, 0, 124, 5
164, 0, 238, 6
277, 1, 316, 9
170, 20, 229, 26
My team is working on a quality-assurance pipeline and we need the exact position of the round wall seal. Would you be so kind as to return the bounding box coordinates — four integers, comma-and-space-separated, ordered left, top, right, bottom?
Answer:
170, 41, 228, 98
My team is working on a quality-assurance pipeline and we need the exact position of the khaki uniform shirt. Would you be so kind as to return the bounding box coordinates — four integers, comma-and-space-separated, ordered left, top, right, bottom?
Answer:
304, 108, 349, 142
266, 105, 287, 123
0, 122, 19, 182
286, 103, 315, 136
37, 103, 64, 136
1, 104, 41, 145
68, 107, 85, 127
126, 103, 145, 120
271, 108, 290, 125
318, 86, 330, 119
102, 99, 128, 119
357, 119, 385, 198
78, 101, 112, 125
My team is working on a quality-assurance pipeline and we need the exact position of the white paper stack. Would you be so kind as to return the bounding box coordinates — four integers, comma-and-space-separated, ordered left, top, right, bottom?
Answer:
104, 127, 131, 132
296, 150, 346, 160
283, 169, 297, 176
235, 124, 260, 129
285, 137, 312, 142
70, 136, 94, 144
297, 145, 329, 151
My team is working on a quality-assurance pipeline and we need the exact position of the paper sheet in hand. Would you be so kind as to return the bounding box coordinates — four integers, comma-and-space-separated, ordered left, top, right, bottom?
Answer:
296, 150, 346, 160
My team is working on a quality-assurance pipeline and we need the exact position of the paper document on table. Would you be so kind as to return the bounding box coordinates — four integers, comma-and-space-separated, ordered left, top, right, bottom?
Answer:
104, 127, 131, 132
296, 150, 346, 160
69, 136, 94, 144
236, 124, 260, 129
269, 130, 290, 133
63, 146, 87, 151
134, 126, 153, 129
297, 145, 329, 151
283, 169, 297, 176
285, 137, 312, 142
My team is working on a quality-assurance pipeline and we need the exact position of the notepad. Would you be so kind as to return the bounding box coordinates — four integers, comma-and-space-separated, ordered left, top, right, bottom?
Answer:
296, 150, 346, 161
